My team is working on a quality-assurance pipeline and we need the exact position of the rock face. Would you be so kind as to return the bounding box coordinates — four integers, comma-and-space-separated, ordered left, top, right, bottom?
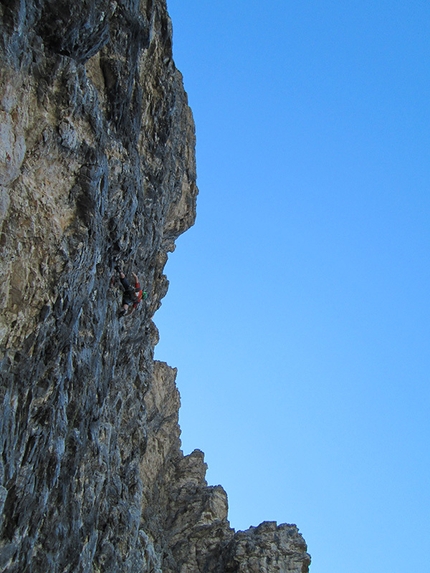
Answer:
0, 1, 311, 572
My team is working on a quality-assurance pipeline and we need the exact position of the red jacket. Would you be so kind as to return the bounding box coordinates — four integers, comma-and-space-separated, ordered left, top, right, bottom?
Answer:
133, 279, 143, 309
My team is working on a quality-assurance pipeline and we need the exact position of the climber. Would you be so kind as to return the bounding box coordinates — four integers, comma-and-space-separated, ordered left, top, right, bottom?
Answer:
116, 268, 147, 317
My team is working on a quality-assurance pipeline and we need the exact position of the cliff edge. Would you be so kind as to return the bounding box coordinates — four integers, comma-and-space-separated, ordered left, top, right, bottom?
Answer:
0, 1, 310, 571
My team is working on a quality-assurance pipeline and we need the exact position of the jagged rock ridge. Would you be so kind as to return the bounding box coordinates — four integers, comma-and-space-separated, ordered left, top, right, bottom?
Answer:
0, 1, 311, 571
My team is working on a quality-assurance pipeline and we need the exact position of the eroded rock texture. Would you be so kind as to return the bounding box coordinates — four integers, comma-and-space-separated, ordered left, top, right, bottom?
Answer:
0, 1, 310, 571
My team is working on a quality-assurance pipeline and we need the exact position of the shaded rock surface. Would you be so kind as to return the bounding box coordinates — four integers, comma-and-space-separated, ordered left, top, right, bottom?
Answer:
0, 1, 310, 571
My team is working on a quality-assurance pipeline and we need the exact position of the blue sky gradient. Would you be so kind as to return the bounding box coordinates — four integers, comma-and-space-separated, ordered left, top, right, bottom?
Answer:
155, 2, 430, 572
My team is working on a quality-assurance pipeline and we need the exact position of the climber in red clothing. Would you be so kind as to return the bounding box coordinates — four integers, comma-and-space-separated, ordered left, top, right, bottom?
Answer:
117, 269, 147, 317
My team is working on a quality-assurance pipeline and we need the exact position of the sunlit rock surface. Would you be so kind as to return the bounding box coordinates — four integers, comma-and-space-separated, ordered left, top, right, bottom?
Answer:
0, 1, 310, 571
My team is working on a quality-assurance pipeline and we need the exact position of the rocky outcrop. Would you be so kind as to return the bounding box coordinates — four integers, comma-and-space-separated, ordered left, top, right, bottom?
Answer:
0, 1, 310, 571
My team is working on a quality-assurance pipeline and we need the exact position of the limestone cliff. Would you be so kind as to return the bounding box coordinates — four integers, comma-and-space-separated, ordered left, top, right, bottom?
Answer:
0, 1, 311, 571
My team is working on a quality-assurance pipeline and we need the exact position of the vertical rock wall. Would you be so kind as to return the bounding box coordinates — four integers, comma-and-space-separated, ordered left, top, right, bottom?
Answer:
0, 1, 310, 571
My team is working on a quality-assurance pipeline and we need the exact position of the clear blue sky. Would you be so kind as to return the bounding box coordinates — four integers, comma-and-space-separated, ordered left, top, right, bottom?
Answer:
155, 2, 430, 572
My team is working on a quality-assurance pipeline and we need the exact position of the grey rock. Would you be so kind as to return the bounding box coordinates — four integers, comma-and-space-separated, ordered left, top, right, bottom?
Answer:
0, 1, 310, 572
